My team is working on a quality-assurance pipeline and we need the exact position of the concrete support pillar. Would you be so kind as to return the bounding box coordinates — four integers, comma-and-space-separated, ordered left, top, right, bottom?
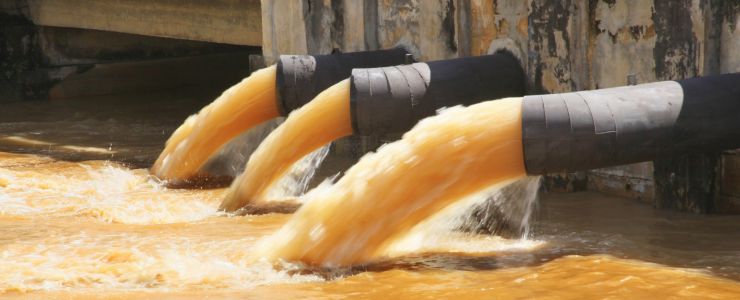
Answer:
260, 0, 309, 64
650, 0, 738, 213
260, 0, 379, 63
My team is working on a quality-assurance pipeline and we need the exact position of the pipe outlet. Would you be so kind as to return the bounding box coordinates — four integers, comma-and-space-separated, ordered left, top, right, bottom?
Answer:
350, 51, 526, 135
276, 48, 410, 115
522, 73, 740, 174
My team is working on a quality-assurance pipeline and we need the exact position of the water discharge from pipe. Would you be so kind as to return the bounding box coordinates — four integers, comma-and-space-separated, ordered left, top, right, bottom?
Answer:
220, 80, 353, 212
151, 65, 280, 182
255, 98, 526, 266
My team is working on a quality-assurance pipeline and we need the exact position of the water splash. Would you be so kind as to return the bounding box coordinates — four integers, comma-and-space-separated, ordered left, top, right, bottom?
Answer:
172, 116, 330, 201
266, 144, 331, 201
457, 176, 542, 239
198, 116, 332, 201
221, 80, 352, 212
200, 118, 284, 178
0, 161, 221, 224
258, 98, 527, 266
152, 65, 279, 181
384, 177, 544, 257
0, 230, 323, 293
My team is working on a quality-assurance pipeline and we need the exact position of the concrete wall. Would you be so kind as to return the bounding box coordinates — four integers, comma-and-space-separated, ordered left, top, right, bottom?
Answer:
1, 0, 261, 101
26, 0, 262, 46
2, 0, 738, 212
261, 0, 740, 213
261, 0, 738, 86
0, 26, 258, 101
0, 6, 43, 100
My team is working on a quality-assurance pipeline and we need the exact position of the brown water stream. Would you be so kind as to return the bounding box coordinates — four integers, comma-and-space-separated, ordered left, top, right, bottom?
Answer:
1, 91, 739, 299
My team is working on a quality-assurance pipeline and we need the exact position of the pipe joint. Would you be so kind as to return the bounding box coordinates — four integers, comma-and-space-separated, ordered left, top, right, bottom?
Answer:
522, 73, 740, 174
350, 52, 526, 135
275, 48, 409, 115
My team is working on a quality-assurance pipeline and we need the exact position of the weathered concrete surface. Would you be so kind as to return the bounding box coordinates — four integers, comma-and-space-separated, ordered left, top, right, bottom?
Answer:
584, 0, 660, 203
260, 0, 463, 62
49, 52, 253, 99
528, 0, 578, 93
718, 151, 740, 213
26, 0, 262, 46
542, 172, 588, 193
2, 0, 260, 100
1, 11, 44, 101
715, 2, 740, 213
525, 0, 738, 213
654, 154, 721, 214
260, 0, 462, 156
589, 0, 657, 88
37, 27, 248, 66
265, 0, 740, 213
648, 0, 738, 214
376, 0, 423, 57
0, 16, 257, 101
720, 1, 740, 73
260, 1, 308, 64
469, 1, 529, 65
419, 0, 458, 60
588, 163, 655, 205
4, 0, 739, 212
16, 0, 727, 211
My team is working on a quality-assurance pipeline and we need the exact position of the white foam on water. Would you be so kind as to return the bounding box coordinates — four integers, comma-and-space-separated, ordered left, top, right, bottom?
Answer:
0, 232, 323, 293
383, 177, 545, 257
0, 162, 221, 224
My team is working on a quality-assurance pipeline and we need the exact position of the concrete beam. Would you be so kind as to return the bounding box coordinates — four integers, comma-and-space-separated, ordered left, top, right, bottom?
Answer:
26, 0, 262, 46
49, 52, 253, 99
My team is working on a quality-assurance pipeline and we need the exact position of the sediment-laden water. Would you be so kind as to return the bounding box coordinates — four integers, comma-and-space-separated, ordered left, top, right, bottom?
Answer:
221, 79, 352, 212
152, 65, 279, 182
1, 90, 740, 299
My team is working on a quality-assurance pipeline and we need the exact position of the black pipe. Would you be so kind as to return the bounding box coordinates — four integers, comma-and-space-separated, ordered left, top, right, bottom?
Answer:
349, 51, 526, 135
276, 48, 410, 115
522, 73, 740, 175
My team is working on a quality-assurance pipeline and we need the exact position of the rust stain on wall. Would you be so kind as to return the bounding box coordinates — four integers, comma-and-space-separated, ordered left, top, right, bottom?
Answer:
377, 0, 420, 52
528, 0, 575, 93
517, 15, 528, 36
652, 0, 698, 80
417, 0, 458, 60
470, 0, 498, 55
589, 0, 656, 88
468, 0, 527, 59
441, 0, 457, 53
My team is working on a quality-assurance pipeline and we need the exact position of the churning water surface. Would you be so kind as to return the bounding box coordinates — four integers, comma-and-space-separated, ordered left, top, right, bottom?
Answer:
1, 89, 739, 299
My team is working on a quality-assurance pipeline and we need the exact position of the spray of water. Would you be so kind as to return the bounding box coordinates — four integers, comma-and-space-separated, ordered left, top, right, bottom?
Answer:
457, 176, 542, 239
266, 145, 331, 201
188, 116, 331, 203
200, 118, 284, 178
383, 177, 544, 257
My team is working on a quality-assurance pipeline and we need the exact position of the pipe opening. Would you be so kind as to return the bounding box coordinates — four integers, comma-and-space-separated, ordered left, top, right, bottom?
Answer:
275, 48, 410, 116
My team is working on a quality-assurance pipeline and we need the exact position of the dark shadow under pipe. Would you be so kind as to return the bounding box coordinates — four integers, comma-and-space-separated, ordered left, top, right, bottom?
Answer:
276, 48, 410, 115
522, 73, 740, 175
349, 51, 526, 136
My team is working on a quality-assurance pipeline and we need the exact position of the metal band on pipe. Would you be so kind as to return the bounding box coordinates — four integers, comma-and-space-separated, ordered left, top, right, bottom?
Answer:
275, 48, 409, 115
522, 73, 740, 174
350, 52, 526, 135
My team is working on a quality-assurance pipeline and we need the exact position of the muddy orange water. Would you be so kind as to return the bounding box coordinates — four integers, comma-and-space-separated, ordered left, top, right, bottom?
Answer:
221, 79, 352, 212
2, 91, 740, 299
151, 65, 279, 182
259, 98, 526, 265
